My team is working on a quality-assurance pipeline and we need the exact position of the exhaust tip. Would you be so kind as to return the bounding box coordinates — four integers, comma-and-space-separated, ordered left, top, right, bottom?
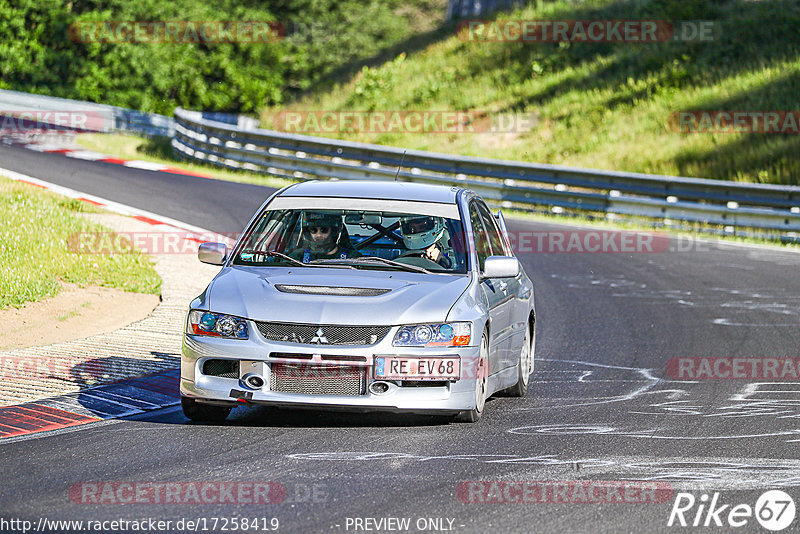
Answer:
369, 381, 391, 395
242, 373, 265, 390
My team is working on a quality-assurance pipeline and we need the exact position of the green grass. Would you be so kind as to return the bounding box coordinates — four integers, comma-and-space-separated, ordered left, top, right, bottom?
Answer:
264, 0, 800, 185
0, 177, 162, 309
75, 133, 296, 189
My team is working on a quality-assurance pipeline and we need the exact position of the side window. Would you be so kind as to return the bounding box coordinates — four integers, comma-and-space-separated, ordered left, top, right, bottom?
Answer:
469, 202, 491, 271
477, 202, 507, 256
247, 210, 293, 252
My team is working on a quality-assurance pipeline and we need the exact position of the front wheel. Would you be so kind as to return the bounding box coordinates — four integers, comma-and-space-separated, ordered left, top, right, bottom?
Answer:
181, 397, 232, 422
505, 320, 534, 398
454, 335, 488, 423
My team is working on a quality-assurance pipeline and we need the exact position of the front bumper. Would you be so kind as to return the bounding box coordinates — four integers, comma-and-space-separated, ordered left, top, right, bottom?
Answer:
180, 328, 482, 414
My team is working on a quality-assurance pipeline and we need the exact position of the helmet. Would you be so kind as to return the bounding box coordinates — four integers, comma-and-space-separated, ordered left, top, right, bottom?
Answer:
399, 216, 444, 250
300, 212, 342, 253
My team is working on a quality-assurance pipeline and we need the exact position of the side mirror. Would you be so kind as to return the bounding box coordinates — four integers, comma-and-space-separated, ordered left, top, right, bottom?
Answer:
482, 256, 519, 279
198, 242, 227, 265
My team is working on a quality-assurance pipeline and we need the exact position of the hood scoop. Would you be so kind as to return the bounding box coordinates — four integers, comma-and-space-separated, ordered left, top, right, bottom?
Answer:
274, 284, 390, 297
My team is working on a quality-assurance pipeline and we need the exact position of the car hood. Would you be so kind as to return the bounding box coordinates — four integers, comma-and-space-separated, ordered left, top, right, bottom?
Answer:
206, 266, 472, 325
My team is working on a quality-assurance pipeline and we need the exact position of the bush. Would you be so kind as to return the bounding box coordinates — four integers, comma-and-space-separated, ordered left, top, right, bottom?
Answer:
0, 0, 446, 113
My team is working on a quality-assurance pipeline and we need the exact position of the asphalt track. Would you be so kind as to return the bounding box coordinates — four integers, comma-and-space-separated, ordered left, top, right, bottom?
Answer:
2, 143, 800, 533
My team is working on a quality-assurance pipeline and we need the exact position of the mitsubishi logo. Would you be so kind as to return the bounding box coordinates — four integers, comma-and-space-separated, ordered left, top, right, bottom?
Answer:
310, 328, 329, 344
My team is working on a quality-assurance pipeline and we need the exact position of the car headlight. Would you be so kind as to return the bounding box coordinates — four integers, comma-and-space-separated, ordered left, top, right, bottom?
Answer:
186, 310, 249, 339
393, 322, 471, 347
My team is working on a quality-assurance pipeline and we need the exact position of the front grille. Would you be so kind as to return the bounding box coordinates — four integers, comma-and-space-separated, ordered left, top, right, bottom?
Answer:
269, 363, 366, 396
321, 355, 368, 362
270, 352, 313, 360
275, 284, 390, 297
269, 353, 367, 363
202, 359, 238, 378
256, 322, 390, 346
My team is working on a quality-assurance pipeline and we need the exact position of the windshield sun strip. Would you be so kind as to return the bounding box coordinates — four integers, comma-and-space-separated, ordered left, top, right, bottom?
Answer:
311, 257, 431, 274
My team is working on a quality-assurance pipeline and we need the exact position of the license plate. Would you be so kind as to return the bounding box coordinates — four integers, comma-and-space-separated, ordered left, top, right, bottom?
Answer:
374, 357, 460, 380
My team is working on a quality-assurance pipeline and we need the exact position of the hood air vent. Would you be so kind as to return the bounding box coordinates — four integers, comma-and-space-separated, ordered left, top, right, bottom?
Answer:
274, 284, 390, 297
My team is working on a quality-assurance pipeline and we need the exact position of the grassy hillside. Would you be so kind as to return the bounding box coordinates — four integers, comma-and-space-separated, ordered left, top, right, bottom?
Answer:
264, 0, 800, 185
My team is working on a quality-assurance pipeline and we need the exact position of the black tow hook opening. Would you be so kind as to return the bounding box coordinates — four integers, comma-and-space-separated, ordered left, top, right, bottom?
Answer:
229, 389, 253, 401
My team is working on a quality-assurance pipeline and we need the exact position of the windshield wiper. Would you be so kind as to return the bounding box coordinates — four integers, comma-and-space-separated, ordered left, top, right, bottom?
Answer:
312, 256, 431, 274
239, 249, 356, 269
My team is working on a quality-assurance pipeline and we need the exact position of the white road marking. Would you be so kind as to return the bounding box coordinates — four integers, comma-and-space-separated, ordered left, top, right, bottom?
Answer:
64, 150, 109, 161
122, 160, 169, 171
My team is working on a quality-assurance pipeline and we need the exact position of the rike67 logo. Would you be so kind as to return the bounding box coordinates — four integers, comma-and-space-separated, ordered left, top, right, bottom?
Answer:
668, 490, 796, 530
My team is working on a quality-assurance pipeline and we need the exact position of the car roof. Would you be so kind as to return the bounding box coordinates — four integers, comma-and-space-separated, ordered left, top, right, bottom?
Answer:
278, 180, 461, 204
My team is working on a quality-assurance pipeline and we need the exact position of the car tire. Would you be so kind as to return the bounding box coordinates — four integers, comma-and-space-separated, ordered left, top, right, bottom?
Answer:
181, 397, 232, 422
503, 320, 534, 398
454, 334, 489, 423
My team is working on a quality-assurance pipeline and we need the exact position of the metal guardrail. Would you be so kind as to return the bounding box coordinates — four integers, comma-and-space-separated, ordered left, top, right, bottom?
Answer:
172, 108, 800, 235
0, 89, 261, 139
0, 89, 174, 137
11, 89, 796, 236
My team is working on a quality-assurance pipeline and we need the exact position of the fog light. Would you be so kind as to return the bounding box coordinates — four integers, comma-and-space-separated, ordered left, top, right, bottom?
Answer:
369, 381, 390, 395
242, 373, 265, 390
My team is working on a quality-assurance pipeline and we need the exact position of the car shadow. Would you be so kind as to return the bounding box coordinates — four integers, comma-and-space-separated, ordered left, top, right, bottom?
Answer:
137, 399, 502, 428
182, 396, 500, 428
63, 352, 180, 418
233, 404, 460, 427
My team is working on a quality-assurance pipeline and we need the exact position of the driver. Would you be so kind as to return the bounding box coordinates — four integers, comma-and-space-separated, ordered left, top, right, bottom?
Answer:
290, 212, 360, 263
399, 215, 453, 268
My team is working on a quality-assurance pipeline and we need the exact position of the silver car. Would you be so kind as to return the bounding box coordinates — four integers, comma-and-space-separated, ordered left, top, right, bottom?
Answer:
180, 180, 535, 423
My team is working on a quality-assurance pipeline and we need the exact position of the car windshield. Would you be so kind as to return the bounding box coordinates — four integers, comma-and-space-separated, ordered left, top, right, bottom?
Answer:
233, 208, 468, 274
